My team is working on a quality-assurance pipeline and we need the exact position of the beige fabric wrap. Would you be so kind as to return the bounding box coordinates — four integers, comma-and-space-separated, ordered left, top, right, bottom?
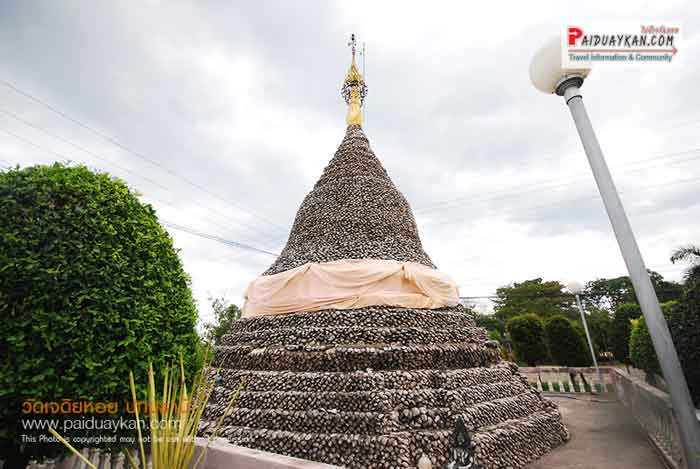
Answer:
242, 258, 460, 318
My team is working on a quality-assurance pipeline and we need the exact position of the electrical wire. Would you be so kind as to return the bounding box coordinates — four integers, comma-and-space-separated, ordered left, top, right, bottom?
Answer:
0, 127, 285, 253
160, 220, 279, 257
415, 147, 700, 215
0, 79, 285, 232
424, 173, 700, 229
0, 112, 287, 244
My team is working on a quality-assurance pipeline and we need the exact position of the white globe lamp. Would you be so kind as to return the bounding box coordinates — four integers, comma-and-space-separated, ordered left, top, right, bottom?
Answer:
529, 36, 590, 95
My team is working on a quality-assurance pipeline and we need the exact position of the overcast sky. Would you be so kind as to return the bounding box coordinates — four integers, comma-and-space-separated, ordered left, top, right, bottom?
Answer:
1, 1, 699, 321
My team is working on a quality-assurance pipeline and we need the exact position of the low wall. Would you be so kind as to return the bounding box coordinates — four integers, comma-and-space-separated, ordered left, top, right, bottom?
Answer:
612, 368, 696, 469
22, 438, 342, 469
192, 438, 343, 469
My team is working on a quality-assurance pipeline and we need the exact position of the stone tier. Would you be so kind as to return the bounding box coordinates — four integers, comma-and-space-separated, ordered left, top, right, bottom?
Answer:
214, 343, 501, 372
205, 380, 530, 414
231, 307, 473, 332
221, 326, 488, 348
201, 307, 569, 468
212, 363, 521, 393
201, 407, 567, 469
207, 390, 545, 435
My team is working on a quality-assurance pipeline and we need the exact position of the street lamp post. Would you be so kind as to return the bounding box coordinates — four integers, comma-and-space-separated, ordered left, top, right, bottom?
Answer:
566, 282, 602, 388
530, 37, 700, 469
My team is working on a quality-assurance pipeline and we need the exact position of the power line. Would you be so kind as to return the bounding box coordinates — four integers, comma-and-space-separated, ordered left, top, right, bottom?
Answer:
415, 147, 700, 215
0, 136, 278, 257
160, 220, 279, 257
474, 114, 700, 174
0, 79, 285, 233
0, 127, 285, 252
5, 78, 698, 233
424, 173, 700, 229
0, 124, 171, 190
0, 110, 286, 245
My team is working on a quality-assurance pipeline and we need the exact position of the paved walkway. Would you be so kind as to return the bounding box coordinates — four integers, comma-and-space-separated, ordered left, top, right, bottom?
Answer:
527, 395, 664, 469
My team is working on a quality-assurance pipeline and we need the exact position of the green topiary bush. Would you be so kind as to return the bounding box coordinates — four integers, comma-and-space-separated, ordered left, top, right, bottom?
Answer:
0, 164, 201, 462
545, 315, 591, 367
675, 288, 700, 406
610, 302, 641, 364
629, 317, 659, 377
629, 299, 699, 405
505, 313, 549, 366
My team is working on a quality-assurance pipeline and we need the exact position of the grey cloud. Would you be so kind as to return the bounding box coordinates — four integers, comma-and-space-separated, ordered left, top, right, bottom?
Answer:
1, 1, 698, 316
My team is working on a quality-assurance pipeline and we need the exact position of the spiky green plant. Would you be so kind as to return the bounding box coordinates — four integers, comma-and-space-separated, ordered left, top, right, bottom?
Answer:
50, 356, 244, 469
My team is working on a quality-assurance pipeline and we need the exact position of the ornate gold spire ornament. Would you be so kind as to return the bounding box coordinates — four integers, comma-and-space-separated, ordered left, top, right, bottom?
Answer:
341, 34, 367, 126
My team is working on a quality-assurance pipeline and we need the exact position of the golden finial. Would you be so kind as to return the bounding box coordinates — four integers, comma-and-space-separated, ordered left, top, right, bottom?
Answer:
341, 34, 367, 126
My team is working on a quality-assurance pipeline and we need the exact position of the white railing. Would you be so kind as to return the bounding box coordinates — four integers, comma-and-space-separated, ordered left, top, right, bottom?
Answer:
519, 366, 615, 394
612, 368, 698, 469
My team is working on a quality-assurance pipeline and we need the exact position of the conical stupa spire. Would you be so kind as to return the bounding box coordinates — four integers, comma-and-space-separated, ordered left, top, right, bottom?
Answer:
264, 126, 434, 275
342, 34, 367, 126
263, 34, 433, 275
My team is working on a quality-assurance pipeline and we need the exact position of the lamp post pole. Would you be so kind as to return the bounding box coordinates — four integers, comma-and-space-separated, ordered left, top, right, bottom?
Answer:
558, 79, 700, 469
573, 292, 601, 387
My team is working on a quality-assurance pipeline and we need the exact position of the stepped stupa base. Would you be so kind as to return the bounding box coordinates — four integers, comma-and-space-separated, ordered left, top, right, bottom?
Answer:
201, 51, 569, 467
200, 307, 569, 468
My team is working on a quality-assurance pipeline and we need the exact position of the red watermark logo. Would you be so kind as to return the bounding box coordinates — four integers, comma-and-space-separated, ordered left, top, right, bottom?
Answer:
562, 23, 681, 67
568, 27, 583, 46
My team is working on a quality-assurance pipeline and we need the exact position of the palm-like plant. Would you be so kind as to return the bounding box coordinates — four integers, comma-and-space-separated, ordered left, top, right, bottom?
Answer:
670, 244, 700, 284
49, 355, 244, 469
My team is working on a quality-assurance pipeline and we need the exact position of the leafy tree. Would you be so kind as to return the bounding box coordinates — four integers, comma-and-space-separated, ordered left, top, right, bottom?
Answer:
203, 297, 242, 345
583, 272, 682, 312
473, 312, 505, 336
629, 298, 699, 405
671, 244, 700, 286
610, 303, 641, 364
0, 164, 200, 463
545, 316, 590, 367
652, 273, 685, 302
494, 278, 576, 324
629, 317, 659, 378
675, 286, 700, 406
583, 276, 634, 311
586, 308, 613, 357
505, 314, 549, 366
487, 329, 502, 342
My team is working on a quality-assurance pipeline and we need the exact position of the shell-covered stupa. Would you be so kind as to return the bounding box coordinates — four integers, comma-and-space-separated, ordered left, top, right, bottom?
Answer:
201, 36, 569, 468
